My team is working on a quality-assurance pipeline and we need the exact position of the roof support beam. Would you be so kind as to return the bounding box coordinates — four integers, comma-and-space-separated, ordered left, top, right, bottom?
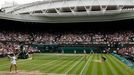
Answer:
70, 7, 77, 15
101, 6, 107, 14
41, 9, 47, 15
55, 8, 61, 15
85, 6, 92, 14
117, 5, 124, 13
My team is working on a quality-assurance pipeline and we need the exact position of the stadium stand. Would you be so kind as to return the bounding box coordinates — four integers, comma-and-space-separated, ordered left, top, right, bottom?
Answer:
0, 31, 133, 44
0, 16, 134, 67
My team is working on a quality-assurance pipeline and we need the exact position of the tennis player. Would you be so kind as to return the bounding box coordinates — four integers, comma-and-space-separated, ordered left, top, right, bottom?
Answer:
8, 54, 18, 73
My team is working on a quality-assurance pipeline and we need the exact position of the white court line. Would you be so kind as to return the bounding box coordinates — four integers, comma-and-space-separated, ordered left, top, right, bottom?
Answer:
29, 58, 61, 71
54, 56, 80, 73
37, 56, 79, 72
79, 54, 93, 75
65, 56, 83, 74
42, 58, 70, 72
30, 55, 73, 71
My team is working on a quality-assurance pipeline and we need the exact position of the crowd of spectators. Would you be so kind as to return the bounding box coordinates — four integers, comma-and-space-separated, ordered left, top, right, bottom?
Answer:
0, 31, 32, 42
117, 47, 134, 56
0, 42, 38, 56
0, 31, 134, 44
116, 47, 134, 62
0, 42, 20, 56
0, 31, 134, 56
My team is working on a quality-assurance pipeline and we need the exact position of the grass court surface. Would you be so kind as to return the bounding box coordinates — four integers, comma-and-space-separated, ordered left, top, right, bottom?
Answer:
0, 53, 134, 75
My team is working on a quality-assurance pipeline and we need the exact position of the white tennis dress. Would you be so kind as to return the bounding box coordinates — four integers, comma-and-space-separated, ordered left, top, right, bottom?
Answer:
11, 56, 16, 65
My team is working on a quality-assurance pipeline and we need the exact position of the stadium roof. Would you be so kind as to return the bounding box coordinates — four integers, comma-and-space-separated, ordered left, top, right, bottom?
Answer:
0, 0, 134, 23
